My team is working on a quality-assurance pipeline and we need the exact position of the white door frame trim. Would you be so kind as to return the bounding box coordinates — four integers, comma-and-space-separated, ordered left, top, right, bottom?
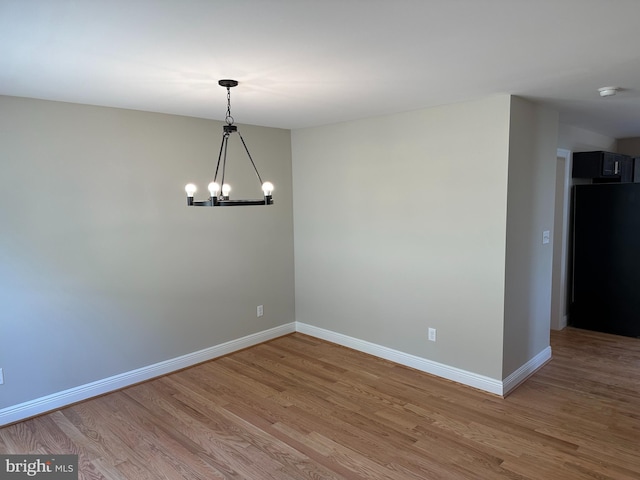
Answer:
552, 148, 572, 330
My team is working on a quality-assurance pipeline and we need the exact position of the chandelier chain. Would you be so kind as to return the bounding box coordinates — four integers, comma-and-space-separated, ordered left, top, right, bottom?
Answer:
225, 87, 234, 125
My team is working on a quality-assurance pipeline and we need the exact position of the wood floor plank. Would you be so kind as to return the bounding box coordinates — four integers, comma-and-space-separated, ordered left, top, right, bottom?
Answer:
2, 327, 640, 479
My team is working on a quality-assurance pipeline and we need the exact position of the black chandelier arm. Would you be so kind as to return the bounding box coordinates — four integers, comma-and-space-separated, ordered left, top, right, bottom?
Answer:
237, 131, 264, 186
220, 133, 230, 189
213, 132, 227, 184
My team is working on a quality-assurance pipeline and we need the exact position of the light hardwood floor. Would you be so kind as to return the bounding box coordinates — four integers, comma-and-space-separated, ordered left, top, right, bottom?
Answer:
1, 328, 639, 479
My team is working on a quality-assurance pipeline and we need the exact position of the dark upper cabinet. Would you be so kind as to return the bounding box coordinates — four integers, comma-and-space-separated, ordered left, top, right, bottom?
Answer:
572, 151, 633, 183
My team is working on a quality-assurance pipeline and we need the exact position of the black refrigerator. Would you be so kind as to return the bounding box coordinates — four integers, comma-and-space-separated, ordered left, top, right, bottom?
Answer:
571, 183, 640, 338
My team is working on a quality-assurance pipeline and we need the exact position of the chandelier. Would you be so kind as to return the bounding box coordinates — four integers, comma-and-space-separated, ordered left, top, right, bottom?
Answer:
185, 79, 274, 207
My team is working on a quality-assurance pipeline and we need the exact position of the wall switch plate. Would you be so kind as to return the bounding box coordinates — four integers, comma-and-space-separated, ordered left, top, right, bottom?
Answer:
0, 368, 4, 385
542, 230, 550, 244
428, 328, 437, 342
257, 305, 264, 317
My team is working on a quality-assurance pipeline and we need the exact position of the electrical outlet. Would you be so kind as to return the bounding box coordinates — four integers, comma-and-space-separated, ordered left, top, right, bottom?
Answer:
257, 305, 264, 317
428, 328, 437, 342
0, 368, 4, 385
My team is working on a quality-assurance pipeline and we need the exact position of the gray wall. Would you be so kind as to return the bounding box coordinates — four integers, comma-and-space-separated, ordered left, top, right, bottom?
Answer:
503, 97, 558, 378
558, 123, 616, 153
0, 96, 295, 409
292, 96, 513, 380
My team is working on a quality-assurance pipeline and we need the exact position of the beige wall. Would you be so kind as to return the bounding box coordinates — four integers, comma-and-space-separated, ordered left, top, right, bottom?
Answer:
503, 97, 559, 378
0, 96, 295, 409
292, 96, 512, 379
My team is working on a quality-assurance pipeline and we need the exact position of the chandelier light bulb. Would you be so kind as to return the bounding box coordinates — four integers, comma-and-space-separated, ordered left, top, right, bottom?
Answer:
185, 183, 197, 197
261, 182, 274, 196
222, 183, 231, 197
208, 182, 220, 197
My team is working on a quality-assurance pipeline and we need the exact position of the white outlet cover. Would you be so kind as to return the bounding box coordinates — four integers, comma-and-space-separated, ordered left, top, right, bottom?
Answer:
542, 230, 550, 244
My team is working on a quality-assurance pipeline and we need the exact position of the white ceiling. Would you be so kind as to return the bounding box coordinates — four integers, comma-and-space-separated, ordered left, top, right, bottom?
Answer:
2, 0, 640, 138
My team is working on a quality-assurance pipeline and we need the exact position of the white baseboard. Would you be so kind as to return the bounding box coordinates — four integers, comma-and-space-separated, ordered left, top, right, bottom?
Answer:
502, 346, 552, 396
296, 322, 506, 395
1, 321, 552, 426
0, 323, 295, 427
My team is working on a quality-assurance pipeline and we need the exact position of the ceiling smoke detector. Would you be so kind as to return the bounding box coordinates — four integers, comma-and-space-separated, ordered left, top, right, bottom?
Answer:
598, 86, 619, 97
